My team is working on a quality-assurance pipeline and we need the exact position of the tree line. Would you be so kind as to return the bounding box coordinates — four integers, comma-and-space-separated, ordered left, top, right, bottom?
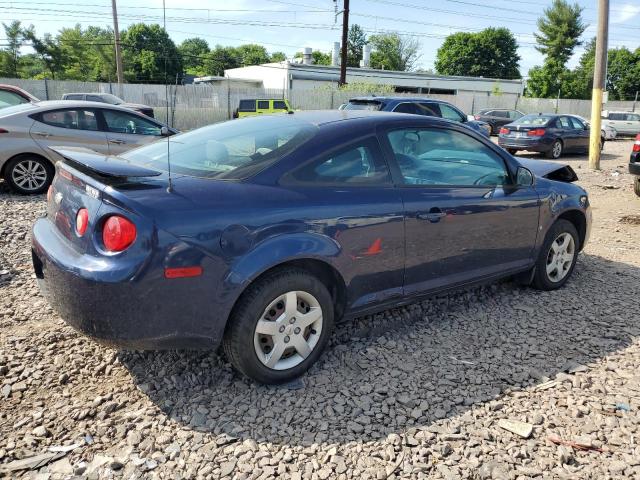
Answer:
0, 21, 420, 84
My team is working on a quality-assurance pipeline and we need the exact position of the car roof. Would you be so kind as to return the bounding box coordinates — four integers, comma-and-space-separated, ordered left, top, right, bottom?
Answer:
31, 100, 139, 111
63, 92, 107, 96
348, 96, 455, 105
285, 109, 456, 126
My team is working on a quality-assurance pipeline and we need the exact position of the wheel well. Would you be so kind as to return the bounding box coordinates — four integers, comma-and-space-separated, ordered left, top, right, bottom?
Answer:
558, 210, 587, 251
1, 152, 54, 179
233, 259, 348, 321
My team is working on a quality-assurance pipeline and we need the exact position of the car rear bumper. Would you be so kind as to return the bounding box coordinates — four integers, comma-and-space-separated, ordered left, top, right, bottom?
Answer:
629, 159, 640, 176
498, 136, 552, 152
32, 217, 224, 350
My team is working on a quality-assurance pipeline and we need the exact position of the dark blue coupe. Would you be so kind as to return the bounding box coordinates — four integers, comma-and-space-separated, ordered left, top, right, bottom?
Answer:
32, 111, 591, 384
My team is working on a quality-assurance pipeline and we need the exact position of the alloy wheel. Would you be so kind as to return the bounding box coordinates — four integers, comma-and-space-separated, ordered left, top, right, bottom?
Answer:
546, 232, 575, 282
11, 160, 48, 191
253, 290, 323, 371
552, 141, 562, 158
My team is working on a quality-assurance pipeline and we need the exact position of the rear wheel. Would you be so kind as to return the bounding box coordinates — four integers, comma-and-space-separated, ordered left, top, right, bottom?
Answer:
546, 140, 563, 159
507, 148, 518, 155
5, 155, 53, 195
223, 268, 334, 384
532, 219, 579, 290
634, 177, 640, 197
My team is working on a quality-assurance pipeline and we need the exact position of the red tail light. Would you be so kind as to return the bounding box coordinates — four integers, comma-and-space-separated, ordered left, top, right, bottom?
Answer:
76, 208, 89, 236
0, 128, 8, 134
634, 134, 640, 152
102, 215, 136, 252
499, 127, 509, 135
528, 128, 546, 136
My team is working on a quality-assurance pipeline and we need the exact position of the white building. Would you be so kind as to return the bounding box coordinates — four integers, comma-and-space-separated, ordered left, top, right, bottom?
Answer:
224, 62, 524, 98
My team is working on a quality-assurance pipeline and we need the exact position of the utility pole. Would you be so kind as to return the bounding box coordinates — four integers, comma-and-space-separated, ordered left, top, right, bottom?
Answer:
339, 0, 349, 86
588, 0, 609, 170
111, 0, 124, 86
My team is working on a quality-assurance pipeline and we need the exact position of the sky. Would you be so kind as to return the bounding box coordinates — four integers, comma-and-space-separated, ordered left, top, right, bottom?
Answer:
2, 0, 640, 78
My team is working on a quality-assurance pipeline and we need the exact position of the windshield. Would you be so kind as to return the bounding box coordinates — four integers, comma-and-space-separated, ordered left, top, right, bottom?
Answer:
0, 102, 38, 117
122, 115, 317, 180
344, 101, 382, 111
515, 114, 553, 126
99, 94, 124, 105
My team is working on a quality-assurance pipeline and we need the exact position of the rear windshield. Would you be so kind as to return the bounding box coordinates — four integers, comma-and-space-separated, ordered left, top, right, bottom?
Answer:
0, 102, 38, 117
515, 114, 553, 126
122, 115, 317, 180
344, 100, 382, 111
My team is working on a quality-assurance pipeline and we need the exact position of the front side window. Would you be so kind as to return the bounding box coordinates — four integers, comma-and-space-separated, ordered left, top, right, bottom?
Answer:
569, 117, 585, 129
609, 113, 624, 120
627, 113, 640, 122
273, 100, 288, 110
493, 111, 508, 118
387, 128, 509, 186
122, 114, 317, 180
438, 104, 465, 122
87, 95, 107, 103
0, 90, 28, 106
102, 110, 161, 136
39, 109, 98, 131
286, 140, 390, 185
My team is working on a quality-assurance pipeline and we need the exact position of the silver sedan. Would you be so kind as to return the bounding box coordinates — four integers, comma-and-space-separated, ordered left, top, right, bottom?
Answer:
0, 100, 176, 194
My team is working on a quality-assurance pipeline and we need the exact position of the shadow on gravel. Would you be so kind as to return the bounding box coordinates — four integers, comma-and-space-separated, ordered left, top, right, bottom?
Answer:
119, 253, 640, 446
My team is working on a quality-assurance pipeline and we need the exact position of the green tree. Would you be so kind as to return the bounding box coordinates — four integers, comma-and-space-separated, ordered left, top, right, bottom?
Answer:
121, 23, 182, 83
2, 21, 27, 77
23, 30, 65, 79
435, 28, 520, 79
235, 44, 270, 66
179, 37, 209, 75
347, 24, 367, 67
202, 45, 240, 76
369, 33, 420, 71
270, 51, 287, 62
54, 25, 115, 81
526, 0, 586, 98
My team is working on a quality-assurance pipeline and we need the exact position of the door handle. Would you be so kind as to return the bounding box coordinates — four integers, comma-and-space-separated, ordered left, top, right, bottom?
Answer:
109, 139, 126, 144
32, 131, 51, 138
417, 208, 446, 223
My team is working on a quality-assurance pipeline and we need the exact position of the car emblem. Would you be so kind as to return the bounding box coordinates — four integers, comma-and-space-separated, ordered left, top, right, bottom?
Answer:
54, 192, 63, 205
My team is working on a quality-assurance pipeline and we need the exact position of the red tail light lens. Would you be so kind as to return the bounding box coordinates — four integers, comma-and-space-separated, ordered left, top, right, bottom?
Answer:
528, 128, 546, 136
102, 215, 136, 252
76, 208, 89, 236
633, 142, 640, 153
499, 127, 509, 135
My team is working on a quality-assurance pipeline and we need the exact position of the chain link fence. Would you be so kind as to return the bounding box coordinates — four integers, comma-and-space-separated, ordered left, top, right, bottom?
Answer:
2, 77, 637, 131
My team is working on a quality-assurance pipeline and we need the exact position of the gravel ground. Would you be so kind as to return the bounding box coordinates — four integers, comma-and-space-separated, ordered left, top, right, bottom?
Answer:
1, 140, 639, 479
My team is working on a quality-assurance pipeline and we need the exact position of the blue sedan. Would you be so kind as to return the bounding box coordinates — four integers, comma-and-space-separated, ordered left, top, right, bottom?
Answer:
32, 111, 591, 384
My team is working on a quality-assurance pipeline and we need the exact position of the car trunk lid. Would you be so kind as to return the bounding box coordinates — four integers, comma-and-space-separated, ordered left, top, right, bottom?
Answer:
517, 158, 578, 183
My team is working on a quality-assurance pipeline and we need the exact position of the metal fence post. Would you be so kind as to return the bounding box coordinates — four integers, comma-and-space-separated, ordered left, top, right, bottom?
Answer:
44, 78, 49, 100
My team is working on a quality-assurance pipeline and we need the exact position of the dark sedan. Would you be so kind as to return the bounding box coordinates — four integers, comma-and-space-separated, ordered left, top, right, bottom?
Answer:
474, 108, 524, 135
344, 97, 491, 137
498, 113, 603, 159
32, 111, 591, 384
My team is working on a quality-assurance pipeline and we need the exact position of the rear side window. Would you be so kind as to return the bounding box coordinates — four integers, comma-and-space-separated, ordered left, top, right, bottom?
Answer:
609, 113, 625, 120
627, 113, 640, 122
39, 109, 98, 131
557, 117, 571, 129
493, 111, 508, 118
257, 100, 270, 110
345, 101, 382, 111
273, 100, 288, 110
393, 103, 422, 115
238, 100, 255, 112
87, 95, 106, 103
64, 94, 84, 101
286, 139, 390, 185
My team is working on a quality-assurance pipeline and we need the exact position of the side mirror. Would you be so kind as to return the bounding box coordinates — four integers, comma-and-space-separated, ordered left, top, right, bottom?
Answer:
584, 124, 590, 131
516, 166, 534, 186
160, 126, 170, 136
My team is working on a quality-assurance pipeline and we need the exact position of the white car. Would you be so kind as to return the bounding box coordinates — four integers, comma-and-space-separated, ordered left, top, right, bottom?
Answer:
576, 115, 617, 141
601, 111, 640, 136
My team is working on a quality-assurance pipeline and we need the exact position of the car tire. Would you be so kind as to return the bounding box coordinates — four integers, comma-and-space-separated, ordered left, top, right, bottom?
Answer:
546, 140, 563, 159
634, 177, 640, 197
223, 267, 334, 384
531, 219, 579, 291
600, 137, 605, 151
5, 155, 54, 195
507, 149, 518, 155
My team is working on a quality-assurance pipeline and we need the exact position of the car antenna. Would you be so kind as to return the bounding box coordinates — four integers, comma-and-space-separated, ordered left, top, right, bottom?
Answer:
163, 0, 173, 193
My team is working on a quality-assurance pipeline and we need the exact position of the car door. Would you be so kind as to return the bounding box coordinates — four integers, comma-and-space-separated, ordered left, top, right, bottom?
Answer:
569, 116, 589, 151
29, 107, 109, 154
556, 116, 576, 151
381, 125, 539, 295
605, 113, 625, 134
99, 108, 164, 155
281, 137, 406, 311
625, 113, 640, 136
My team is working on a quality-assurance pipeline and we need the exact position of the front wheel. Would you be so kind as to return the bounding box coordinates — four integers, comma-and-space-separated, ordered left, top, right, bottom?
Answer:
223, 268, 334, 384
546, 140, 563, 159
5, 156, 54, 195
634, 177, 640, 197
532, 219, 579, 290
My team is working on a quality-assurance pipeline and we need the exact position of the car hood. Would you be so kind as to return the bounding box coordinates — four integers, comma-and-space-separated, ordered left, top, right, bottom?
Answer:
516, 157, 578, 183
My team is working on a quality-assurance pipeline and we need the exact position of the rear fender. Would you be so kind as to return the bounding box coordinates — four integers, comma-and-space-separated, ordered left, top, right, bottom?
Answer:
222, 232, 342, 304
